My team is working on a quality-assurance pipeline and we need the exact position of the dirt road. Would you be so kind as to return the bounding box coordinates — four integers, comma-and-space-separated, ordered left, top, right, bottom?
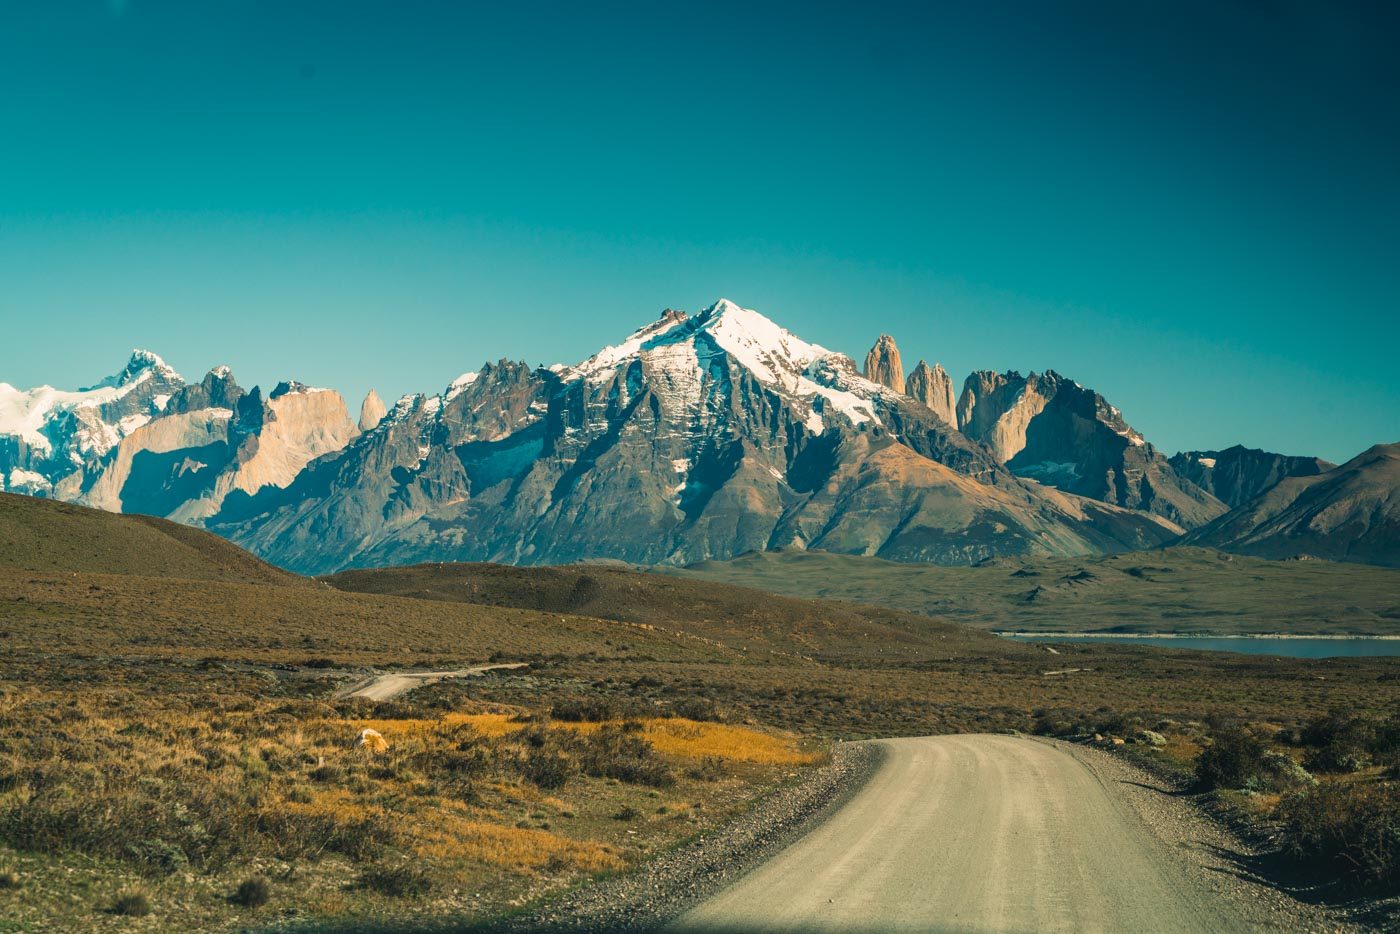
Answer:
337, 663, 528, 701
673, 734, 1253, 933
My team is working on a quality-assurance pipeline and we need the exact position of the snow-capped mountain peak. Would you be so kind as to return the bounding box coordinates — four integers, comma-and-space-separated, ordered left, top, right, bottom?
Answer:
566, 298, 835, 388
0, 350, 189, 490
550, 299, 887, 436
84, 349, 182, 391
693, 298, 832, 385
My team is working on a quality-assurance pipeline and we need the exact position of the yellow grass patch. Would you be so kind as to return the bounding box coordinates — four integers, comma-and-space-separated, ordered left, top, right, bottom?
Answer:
334, 712, 520, 741
330, 714, 817, 765
413, 814, 620, 872
558, 718, 821, 765
1163, 734, 1203, 766
442, 712, 522, 738
281, 787, 387, 821
642, 719, 821, 765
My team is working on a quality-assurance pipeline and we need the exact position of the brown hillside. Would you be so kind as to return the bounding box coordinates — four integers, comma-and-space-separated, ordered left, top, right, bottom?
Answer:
0, 491, 306, 585
324, 561, 1014, 664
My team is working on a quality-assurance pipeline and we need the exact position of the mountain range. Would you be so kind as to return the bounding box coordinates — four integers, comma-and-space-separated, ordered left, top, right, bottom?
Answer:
2, 299, 1394, 571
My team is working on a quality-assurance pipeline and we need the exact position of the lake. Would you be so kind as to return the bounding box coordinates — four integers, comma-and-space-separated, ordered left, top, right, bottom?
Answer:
999, 634, 1400, 658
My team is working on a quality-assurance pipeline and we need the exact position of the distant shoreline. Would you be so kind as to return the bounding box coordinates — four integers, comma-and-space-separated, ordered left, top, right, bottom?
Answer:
994, 632, 1400, 641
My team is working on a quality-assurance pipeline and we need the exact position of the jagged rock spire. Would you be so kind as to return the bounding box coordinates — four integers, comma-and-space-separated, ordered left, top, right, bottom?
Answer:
906, 360, 957, 426
862, 335, 904, 393
359, 389, 388, 432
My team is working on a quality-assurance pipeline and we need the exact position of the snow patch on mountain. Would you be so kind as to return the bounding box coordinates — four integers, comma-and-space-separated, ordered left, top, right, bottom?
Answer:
445, 372, 479, 401
568, 311, 689, 383
5, 468, 51, 494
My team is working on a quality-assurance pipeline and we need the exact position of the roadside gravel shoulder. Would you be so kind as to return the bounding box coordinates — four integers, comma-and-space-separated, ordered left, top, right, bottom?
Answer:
1046, 737, 1363, 933
485, 741, 882, 933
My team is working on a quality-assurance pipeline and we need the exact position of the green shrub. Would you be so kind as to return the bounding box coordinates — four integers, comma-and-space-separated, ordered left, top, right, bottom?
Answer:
1301, 714, 1374, 774
231, 876, 271, 908
1195, 726, 1270, 791
358, 862, 432, 898
577, 726, 675, 788
520, 747, 576, 790
110, 889, 152, 917
1275, 781, 1400, 889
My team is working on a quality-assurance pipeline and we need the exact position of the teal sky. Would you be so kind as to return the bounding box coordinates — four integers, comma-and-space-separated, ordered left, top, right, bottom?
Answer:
1, 1, 1396, 463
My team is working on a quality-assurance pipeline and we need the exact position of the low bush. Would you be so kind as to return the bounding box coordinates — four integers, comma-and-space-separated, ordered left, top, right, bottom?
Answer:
520, 746, 576, 790
109, 889, 152, 917
1195, 726, 1271, 791
230, 876, 271, 908
1301, 713, 1374, 774
576, 726, 675, 788
358, 862, 433, 898
1275, 781, 1400, 889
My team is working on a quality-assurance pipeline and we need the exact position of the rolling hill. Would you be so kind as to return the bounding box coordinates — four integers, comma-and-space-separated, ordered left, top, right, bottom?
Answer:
0, 490, 304, 584
324, 561, 1010, 664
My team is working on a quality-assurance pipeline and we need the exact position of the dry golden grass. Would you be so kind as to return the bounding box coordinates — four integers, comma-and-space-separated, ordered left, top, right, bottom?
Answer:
411, 812, 620, 871
562, 718, 823, 766
0, 674, 810, 931
345, 713, 820, 766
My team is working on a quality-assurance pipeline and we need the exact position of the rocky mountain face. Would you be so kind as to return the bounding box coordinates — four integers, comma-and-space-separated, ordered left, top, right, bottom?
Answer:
953, 369, 1226, 529
1, 354, 357, 521
209, 301, 1178, 574
905, 360, 957, 427
862, 335, 904, 393
7, 301, 1388, 571
1169, 445, 1333, 508
1184, 443, 1400, 567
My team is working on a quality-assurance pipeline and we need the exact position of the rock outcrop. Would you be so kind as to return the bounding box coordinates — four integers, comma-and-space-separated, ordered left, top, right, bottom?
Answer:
862, 335, 904, 393
359, 389, 388, 432
956, 370, 1225, 529
905, 360, 957, 427
1169, 445, 1333, 507
1184, 443, 1400, 567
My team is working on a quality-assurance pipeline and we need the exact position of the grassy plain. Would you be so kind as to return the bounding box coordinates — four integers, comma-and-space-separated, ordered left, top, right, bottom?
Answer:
2, 493, 1399, 927
677, 546, 1400, 635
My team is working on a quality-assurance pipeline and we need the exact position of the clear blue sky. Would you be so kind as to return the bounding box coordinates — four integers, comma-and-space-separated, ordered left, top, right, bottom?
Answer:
1, 0, 1396, 463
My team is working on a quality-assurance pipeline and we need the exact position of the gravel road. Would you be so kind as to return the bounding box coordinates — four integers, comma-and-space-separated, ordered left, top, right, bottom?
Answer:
671, 734, 1344, 933
337, 663, 529, 701
491, 734, 1355, 933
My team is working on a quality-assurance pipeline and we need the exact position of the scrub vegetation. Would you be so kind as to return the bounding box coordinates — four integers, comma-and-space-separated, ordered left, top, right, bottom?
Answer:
1, 493, 1397, 928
